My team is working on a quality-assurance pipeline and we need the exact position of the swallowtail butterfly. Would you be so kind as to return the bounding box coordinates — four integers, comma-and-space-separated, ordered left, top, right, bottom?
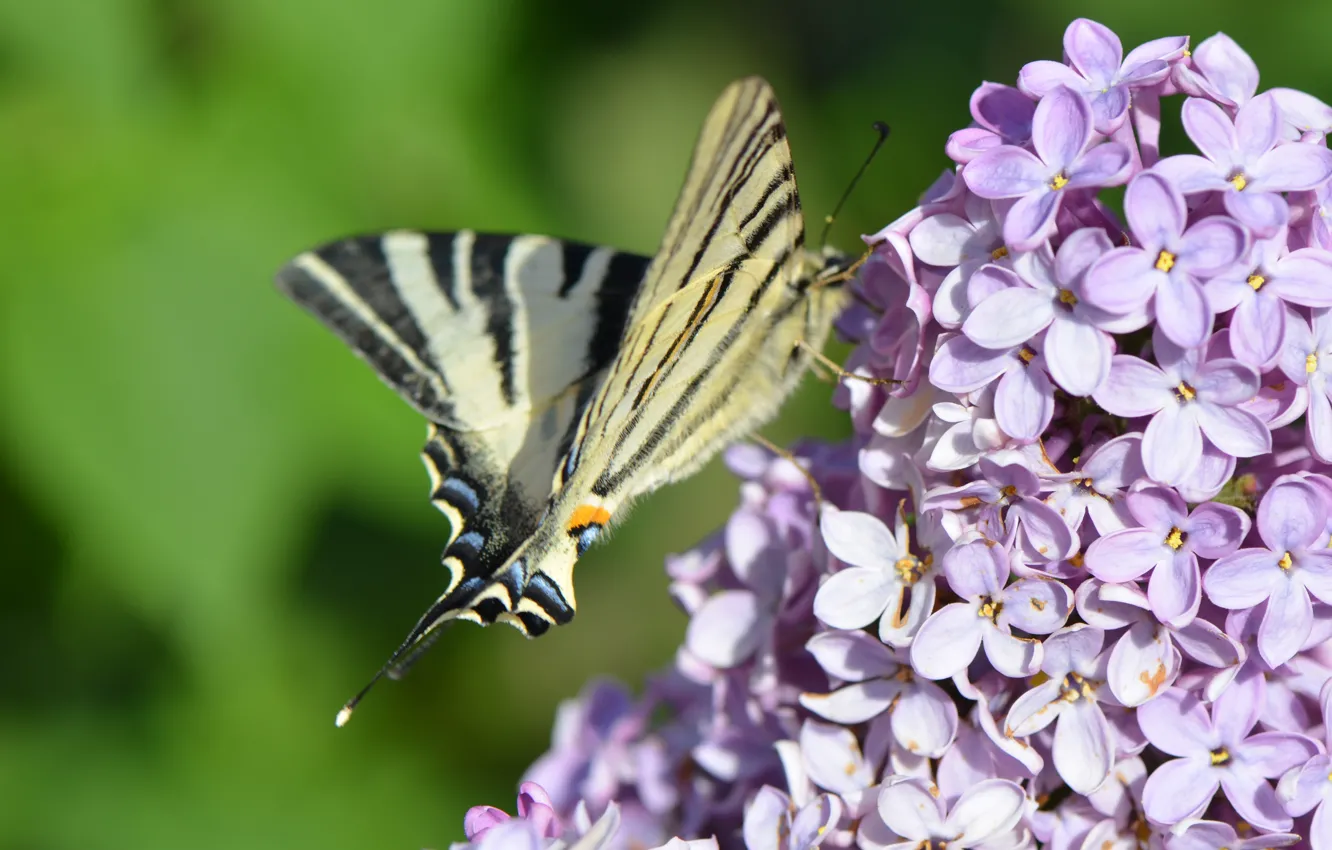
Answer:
277, 77, 861, 724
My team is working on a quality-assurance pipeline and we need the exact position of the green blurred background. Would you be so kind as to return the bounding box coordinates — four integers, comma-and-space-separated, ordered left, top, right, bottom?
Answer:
2, 1, 1329, 847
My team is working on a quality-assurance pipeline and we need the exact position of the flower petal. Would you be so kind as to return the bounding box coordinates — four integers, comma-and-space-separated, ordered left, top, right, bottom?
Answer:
1093, 355, 1172, 416
801, 720, 874, 797
800, 679, 903, 725
1148, 550, 1202, 627
928, 334, 1012, 394
1082, 247, 1162, 314
1178, 216, 1250, 277
743, 787, 792, 850
1126, 171, 1187, 248
813, 567, 896, 630
1003, 186, 1062, 252
1142, 757, 1219, 825
1182, 97, 1239, 165
1109, 621, 1180, 706
943, 539, 1007, 598
1018, 60, 1086, 97
804, 630, 897, 681
1053, 700, 1115, 793
945, 778, 1026, 845
1205, 549, 1279, 609
963, 147, 1049, 199
963, 286, 1056, 349
821, 508, 899, 571
1045, 315, 1111, 395
1154, 273, 1213, 348
1143, 404, 1203, 485
1085, 528, 1167, 582
1258, 480, 1327, 551
1243, 732, 1320, 778
686, 590, 766, 668
1000, 577, 1073, 634
1259, 578, 1313, 667
1005, 677, 1066, 736
1033, 86, 1094, 170
877, 777, 945, 841
910, 602, 984, 680
1154, 154, 1230, 194
1195, 403, 1271, 458
981, 625, 1042, 678
892, 681, 959, 757
1186, 502, 1251, 559
1219, 766, 1292, 832
1139, 687, 1216, 755
995, 360, 1054, 440
1224, 190, 1290, 239
1250, 141, 1332, 192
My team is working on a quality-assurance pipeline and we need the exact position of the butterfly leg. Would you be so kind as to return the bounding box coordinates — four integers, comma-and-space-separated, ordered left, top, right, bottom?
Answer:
794, 340, 903, 388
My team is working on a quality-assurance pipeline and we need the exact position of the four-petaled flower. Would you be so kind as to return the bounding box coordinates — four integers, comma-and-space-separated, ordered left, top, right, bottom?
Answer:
1138, 674, 1318, 829
800, 630, 959, 758
1004, 625, 1117, 793
1019, 18, 1187, 133
1156, 94, 1332, 236
1207, 233, 1332, 368
963, 86, 1133, 250
911, 539, 1071, 679
1083, 171, 1249, 347
815, 505, 937, 646
1204, 478, 1332, 667
874, 776, 1026, 850
1084, 484, 1249, 627
1093, 330, 1270, 485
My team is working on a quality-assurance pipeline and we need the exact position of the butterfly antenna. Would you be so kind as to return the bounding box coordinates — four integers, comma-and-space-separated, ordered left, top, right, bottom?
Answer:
335, 667, 388, 727
818, 121, 891, 251
335, 624, 446, 727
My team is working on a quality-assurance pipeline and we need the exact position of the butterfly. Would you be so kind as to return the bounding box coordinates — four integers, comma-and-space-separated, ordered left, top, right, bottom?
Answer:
276, 76, 862, 724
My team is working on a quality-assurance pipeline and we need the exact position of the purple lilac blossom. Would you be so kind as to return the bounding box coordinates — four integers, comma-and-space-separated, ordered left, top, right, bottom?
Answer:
963, 86, 1132, 251
449, 19, 1332, 850
1093, 329, 1270, 485
1084, 484, 1248, 627
1155, 94, 1332, 237
1203, 479, 1332, 667
1081, 170, 1249, 348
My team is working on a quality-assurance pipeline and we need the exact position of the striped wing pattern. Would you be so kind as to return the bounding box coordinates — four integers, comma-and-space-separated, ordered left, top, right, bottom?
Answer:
277, 77, 855, 717
277, 230, 650, 613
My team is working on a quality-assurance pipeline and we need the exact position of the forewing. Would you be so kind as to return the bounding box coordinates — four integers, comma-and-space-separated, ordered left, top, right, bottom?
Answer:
625, 76, 802, 329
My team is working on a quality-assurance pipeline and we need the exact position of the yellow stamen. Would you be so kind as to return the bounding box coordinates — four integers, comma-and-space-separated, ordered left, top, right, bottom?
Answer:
991, 246, 1009, 261
1058, 288, 1078, 306
1230, 172, 1248, 192
1050, 172, 1070, 190
1211, 747, 1231, 766
895, 556, 926, 584
1018, 346, 1036, 364
1165, 527, 1185, 550
978, 599, 1003, 622
1176, 382, 1196, 401
1248, 273, 1266, 291
1308, 353, 1319, 373
1155, 250, 1177, 272
1279, 551, 1294, 570
1068, 552, 1085, 568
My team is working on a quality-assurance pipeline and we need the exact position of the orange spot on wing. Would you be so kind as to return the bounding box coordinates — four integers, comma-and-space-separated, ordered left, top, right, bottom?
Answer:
567, 504, 612, 531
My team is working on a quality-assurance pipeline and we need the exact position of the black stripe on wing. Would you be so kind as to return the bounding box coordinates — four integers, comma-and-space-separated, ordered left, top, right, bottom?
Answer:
276, 237, 455, 422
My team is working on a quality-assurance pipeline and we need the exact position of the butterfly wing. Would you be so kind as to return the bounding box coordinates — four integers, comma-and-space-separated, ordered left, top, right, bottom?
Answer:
391, 77, 850, 645
277, 229, 650, 597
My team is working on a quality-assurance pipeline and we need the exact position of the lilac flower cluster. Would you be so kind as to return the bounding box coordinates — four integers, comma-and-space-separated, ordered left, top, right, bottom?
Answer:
449, 20, 1332, 850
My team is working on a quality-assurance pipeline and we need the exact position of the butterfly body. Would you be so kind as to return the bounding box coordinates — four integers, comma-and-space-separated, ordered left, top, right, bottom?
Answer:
277, 77, 853, 702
